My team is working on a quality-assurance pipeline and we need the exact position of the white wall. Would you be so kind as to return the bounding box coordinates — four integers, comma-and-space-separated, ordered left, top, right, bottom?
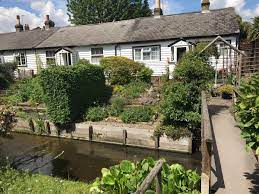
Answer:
0, 35, 238, 77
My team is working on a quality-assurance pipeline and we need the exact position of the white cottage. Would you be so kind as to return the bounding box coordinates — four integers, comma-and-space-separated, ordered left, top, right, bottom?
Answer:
0, 0, 240, 78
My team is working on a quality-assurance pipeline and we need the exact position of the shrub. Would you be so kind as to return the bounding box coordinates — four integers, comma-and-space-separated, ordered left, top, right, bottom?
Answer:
173, 50, 214, 90
218, 84, 234, 95
90, 158, 200, 194
109, 97, 128, 116
235, 74, 259, 154
0, 106, 16, 136
120, 106, 154, 123
0, 62, 16, 89
121, 81, 149, 99
160, 82, 201, 128
40, 64, 105, 125
100, 56, 153, 85
86, 106, 109, 122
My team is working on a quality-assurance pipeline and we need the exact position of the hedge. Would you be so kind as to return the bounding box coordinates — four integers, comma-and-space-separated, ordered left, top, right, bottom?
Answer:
40, 64, 105, 125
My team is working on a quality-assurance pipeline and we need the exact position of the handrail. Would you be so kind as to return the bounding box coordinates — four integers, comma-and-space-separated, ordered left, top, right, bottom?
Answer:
135, 159, 164, 194
201, 91, 213, 194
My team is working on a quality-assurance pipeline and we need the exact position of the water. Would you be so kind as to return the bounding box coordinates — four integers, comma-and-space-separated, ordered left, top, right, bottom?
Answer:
0, 133, 201, 182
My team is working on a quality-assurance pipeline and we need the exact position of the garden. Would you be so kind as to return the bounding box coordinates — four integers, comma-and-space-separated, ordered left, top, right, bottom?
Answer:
0, 43, 220, 193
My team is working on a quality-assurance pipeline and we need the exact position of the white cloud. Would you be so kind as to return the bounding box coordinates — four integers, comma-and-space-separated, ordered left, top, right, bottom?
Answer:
0, 0, 69, 33
211, 0, 259, 20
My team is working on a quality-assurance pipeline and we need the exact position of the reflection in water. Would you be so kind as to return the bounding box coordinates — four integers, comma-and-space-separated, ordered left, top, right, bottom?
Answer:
0, 133, 201, 182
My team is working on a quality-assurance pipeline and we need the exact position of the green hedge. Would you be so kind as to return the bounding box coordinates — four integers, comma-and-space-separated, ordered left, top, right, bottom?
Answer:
120, 106, 154, 123
0, 62, 16, 89
40, 64, 105, 125
100, 56, 153, 85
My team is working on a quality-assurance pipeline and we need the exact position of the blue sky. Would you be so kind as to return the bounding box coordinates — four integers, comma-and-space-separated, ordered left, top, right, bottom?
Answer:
0, 0, 258, 33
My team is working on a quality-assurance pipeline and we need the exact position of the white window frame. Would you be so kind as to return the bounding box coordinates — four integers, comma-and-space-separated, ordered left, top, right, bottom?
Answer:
91, 47, 103, 64
133, 46, 160, 61
46, 50, 56, 66
14, 51, 27, 66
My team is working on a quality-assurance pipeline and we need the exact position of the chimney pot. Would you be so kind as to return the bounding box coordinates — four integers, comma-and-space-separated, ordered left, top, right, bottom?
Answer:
154, 0, 163, 16
15, 15, 23, 32
24, 24, 30, 31
201, 0, 210, 13
44, 15, 55, 30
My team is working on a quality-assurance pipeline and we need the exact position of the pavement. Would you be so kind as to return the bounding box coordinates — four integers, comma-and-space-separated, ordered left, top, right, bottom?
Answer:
209, 98, 259, 194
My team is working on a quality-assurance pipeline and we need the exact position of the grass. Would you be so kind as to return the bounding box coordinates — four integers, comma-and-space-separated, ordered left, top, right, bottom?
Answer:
0, 167, 90, 194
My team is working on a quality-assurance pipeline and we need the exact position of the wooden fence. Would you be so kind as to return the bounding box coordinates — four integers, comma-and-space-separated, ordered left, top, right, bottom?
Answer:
201, 91, 213, 194
135, 159, 164, 194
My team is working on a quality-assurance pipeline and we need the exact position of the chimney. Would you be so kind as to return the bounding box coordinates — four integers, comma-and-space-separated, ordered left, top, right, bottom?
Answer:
24, 24, 30, 31
44, 15, 55, 30
15, 15, 23, 32
201, 0, 210, 13
154, 0, 163, 16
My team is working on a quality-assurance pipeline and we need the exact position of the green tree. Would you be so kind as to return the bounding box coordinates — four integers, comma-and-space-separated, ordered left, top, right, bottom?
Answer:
67, 0, 152, 25
249, 17, 259, 41
236, 15, 252, 42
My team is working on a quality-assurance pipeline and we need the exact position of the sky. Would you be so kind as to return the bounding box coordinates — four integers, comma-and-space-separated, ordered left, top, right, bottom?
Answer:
0, 0, 258, 33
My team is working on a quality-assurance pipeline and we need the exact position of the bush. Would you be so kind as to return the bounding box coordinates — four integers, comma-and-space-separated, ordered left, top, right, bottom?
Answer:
155, 125, 192, 140
160, 82, 201, 128
0, 106, 16, 136
90, 158, 200, 194
40, 64, 105, 125
218, 84, 234, 95
121, 81, 149, 99
173, 50, 214, 90
235, 74, 259, 154
120, 106, 154, 123
4, 77, 44, 105
100, 56, 153, 85
86, 106, 109, 122
109, 97, 128, 116
0, 62, 16, 89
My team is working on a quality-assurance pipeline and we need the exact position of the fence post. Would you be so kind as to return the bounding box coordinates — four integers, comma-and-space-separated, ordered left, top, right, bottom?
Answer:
45, 121, 51, 135
155, 136, 160, 149
123, 129, 127, 145
156, 169, 162, 194
28, 119, 35, 133
89, 125, 93, 141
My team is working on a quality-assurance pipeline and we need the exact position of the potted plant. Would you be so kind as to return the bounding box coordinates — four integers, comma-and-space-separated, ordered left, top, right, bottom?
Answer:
218, 84, 233, 99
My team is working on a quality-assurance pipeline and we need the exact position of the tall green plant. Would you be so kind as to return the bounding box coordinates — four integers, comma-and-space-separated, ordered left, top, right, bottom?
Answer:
235, 74, 259, 154
90, 158, 200, 194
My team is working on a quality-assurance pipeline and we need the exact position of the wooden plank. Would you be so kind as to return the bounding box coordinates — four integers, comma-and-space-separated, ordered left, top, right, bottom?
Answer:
156, 170, 162, 194
135, 160, 164, 194
201, 91, 212, 143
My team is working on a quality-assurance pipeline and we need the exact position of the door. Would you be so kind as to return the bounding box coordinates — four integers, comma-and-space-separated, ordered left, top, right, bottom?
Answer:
177, 47, 187, 61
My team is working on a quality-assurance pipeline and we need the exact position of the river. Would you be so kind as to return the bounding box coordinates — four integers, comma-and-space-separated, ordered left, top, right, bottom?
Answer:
0, 133, 201, 182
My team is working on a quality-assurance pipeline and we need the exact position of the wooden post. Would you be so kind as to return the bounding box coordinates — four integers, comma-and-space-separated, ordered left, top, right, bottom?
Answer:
156, 170, 162, 194
28, 119, 35, 132
123, 129, 127, 145
135, 160, 164, 194
89, 125, 93, 141
155, 136, 160, 149
45, 121, 51, 135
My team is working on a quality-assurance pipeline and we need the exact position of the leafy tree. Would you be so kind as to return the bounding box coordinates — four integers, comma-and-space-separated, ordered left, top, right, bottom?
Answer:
67, 0, 152, 25
249, 17, 259, 41
237, 15, 252, 42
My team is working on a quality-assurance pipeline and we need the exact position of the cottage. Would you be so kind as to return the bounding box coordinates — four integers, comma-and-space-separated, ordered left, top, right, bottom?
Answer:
0, 0, 240, 77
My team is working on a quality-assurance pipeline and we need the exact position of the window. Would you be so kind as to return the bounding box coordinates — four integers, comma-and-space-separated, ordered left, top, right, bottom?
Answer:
133, 46, 160, 61
46, 51, 56, 65
91, 48, 103, 64
14, 51, 26, 66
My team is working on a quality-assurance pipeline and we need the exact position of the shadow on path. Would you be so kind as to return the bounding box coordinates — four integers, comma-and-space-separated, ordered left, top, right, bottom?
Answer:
244, 165, 259, 194
209, 104, 227, 193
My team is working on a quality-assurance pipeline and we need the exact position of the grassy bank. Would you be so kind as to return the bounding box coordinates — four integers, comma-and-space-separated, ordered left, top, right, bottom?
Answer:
0, 167, 90, 194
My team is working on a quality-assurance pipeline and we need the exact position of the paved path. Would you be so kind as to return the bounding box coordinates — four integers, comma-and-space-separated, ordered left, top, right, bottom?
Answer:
209, 98, 259, 194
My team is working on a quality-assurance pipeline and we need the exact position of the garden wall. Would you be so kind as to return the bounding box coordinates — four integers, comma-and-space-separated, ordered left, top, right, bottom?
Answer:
14, 118, 192, 154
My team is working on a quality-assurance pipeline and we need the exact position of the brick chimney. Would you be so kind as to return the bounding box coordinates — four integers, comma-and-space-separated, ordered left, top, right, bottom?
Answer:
15, 15, 23, 32
44, 15, 55, 30
154, 0, 163, 16
24, 24, 30, 31
201, 0, 210, 13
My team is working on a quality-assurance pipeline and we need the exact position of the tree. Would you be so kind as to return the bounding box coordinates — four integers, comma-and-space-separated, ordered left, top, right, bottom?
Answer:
236, 15, 252, 42
67, 0, 152, 25
249, 17, 259, 41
